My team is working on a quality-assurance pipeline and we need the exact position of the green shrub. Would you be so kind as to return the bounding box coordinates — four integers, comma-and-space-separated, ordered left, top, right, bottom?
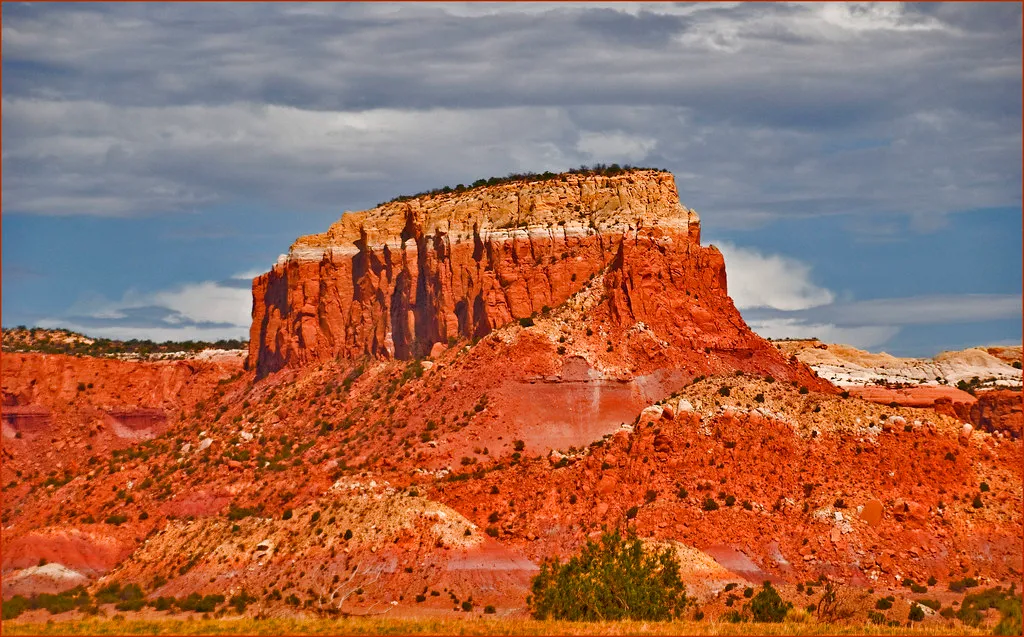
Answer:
875, 597, 893, 610
3, 587, 94, 618
994, 599, 1023, 636
625, 506, 639, 520
956, 586, 1022, 631
950, 577, 979, 593
908, 603, 925, 622
227, 504, 259, 521
3, 596, 28, 620
461, 600, 473, 612
484, 605, 496, 614
519, 317, 535, 328
114, 598, 145, 611
718, 386, 730, 397
916, 598, 940, 611
229, 590, 256, 613
176, 593, 225, 613
152, 597, 175, 612
746, 582, 792, 623
868, 610, 886, 624
528, 529, 688, 621
702, 498, 719, 511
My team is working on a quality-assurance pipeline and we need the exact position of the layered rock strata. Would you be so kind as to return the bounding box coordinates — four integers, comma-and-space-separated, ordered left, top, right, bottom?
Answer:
249, 171, 702, 376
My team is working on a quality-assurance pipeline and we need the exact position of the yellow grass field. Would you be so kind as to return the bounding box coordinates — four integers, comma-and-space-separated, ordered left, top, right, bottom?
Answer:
1, 616, 988, 636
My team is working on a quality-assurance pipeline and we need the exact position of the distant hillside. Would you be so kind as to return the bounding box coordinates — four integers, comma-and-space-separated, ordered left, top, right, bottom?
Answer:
1, 326, 247, 358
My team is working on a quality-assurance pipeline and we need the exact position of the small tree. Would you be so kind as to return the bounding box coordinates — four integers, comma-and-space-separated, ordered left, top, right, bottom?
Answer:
908, 603, 925, 622
528, 530, 688, 621
746, 582, 792, 622
815, 580, 856, 622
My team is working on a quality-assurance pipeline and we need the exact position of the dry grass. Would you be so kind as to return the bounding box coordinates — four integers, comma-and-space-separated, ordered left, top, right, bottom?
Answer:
1, 616, 985, 636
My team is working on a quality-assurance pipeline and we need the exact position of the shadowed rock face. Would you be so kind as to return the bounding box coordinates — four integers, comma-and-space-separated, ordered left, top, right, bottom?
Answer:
249, 170, 708, 377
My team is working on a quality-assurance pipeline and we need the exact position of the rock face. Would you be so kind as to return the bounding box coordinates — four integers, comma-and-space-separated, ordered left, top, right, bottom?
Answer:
1, 352, 243, 479
963, 389, 1022, 438
249, 170, 702, 377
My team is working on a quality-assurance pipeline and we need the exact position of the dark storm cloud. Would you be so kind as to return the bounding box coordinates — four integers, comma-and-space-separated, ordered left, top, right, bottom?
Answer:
744, 294, 1023, 328
2, 2, 1019, 223
64, 306, 238, 331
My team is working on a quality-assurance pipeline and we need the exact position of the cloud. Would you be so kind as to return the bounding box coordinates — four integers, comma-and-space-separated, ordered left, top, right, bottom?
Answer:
231, 268, 268, 280
813, 294, 1023, 326
742, 293, 1022, 350
2, 2, 1019, 354
0, 3, 1018, 226
148, 281, 251, 328
746, 318, 900, 350
716, 241, 1020, 351
41, 279, 252, 341
35, 320, 247, 343
576, 130, 657, 163
715, 241, 835, 311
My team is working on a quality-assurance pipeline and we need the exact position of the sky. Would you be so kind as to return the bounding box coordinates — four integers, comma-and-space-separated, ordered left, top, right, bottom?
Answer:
2, 2, 1021, 357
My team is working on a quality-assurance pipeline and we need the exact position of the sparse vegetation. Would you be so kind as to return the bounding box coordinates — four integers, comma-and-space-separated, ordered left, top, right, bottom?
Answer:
528, 529, 688, 621
949, 577, 979, 593
747, 582, 793, 623
0, 616, 993, 635
2, 327, 245, 358
378, 165, 664, 207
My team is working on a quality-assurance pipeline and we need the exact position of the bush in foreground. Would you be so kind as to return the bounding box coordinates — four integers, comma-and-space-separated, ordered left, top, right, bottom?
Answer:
528, 529, 688, 621
747, 582, 792, 623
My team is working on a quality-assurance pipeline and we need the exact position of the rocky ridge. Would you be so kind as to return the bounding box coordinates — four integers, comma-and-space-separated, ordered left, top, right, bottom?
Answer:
249, 170, 701, 376
778, 340, 1022, 439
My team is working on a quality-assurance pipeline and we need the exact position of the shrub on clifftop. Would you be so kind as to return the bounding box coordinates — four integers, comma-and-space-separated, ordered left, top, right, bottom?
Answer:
528, 529, 688, 621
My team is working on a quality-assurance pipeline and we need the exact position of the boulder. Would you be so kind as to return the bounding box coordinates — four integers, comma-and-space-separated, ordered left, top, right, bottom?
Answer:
860, 499, 884, 527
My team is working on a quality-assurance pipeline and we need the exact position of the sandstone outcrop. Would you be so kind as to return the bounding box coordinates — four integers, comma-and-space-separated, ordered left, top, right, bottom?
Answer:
249, 171, 701, 376
780, 339, 1022, 438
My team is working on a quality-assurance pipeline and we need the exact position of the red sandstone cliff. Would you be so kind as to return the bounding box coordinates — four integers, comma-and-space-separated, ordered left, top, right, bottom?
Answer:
248, 170, 812, 385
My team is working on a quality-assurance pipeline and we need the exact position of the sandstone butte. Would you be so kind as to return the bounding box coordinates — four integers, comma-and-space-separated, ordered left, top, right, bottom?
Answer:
251, 170, 798, 375
1, 169, 1020, 625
